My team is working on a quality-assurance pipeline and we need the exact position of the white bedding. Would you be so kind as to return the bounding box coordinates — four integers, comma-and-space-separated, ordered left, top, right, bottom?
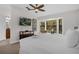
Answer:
19, 33, 79, 54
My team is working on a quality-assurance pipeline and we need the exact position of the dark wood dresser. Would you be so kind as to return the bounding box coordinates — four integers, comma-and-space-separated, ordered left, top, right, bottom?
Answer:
19, 30, 34, 39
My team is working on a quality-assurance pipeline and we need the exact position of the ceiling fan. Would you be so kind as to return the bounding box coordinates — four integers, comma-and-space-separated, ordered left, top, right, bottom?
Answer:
26, 4, 45, 13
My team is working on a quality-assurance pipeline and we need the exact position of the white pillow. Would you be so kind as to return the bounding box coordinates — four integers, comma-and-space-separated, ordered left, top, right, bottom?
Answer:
64, 29, 79, 48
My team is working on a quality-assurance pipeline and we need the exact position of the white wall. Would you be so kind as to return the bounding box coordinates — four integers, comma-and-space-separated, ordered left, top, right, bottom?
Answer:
0, 5, 32, 41
10, 6, 32, 41
0, 5, 11, 41
0, 17, 5, 41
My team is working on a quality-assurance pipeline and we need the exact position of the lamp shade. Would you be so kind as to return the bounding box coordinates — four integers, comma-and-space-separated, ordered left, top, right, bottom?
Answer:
5, 16, 11, 23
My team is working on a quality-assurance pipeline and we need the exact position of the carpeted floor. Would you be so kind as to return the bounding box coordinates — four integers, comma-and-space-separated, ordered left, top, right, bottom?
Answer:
0, 40, 20, 54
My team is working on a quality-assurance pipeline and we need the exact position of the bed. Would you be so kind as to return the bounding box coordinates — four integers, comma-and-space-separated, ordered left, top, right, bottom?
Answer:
19, 33, 79, 54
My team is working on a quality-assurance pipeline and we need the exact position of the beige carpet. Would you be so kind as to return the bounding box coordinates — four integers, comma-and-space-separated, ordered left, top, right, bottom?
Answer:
0, 40, 20, 54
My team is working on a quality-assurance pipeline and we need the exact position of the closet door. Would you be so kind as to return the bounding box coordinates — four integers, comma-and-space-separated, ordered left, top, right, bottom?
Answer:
32, 19, 37, 31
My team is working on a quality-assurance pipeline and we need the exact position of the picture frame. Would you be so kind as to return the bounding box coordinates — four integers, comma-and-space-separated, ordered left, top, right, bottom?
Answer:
19, 17, 31, 26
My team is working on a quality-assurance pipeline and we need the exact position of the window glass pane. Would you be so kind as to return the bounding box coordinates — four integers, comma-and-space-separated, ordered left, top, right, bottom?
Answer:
59, 19, 62, 34
46, 20, 57, 33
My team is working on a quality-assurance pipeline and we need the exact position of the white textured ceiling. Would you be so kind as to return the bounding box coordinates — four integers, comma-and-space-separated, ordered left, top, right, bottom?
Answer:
11, 4, 79, 17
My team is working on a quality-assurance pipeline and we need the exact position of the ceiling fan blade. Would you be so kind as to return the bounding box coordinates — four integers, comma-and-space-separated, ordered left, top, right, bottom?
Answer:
26, 7, 31, 10
38, 9, 45, 11
29, 4, 36, 8
37, 4, 44, 9
26, 7, 35, 10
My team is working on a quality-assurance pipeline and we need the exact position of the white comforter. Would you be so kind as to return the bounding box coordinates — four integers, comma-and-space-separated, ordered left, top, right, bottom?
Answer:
19, 33, 79, 54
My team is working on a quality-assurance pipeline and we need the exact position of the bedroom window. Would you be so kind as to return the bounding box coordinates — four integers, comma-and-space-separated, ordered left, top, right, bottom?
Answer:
46, 20, 57, 33
40, 18, 62, 34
